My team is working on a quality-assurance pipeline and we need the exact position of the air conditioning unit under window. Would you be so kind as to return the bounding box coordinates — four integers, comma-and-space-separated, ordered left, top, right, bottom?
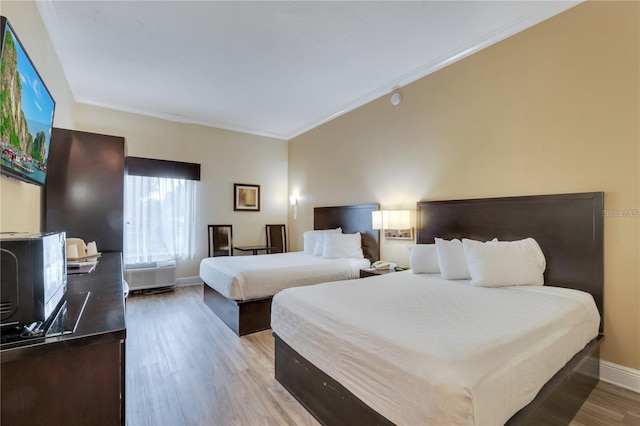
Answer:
125, 260, 176, 290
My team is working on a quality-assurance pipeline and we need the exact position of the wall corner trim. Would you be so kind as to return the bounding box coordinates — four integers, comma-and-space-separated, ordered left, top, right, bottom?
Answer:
600, 360, 640, 393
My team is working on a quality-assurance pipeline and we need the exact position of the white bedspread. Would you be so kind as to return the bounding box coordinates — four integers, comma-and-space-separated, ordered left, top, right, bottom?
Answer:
199, 251, 370, 300
271, 271, 600, 425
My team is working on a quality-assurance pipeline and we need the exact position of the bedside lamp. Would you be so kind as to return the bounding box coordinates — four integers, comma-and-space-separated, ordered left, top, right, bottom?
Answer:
371, 210, 413, 239
372, 210, 384, 230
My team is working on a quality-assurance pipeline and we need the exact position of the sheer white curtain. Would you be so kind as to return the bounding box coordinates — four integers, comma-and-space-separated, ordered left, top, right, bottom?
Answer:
124, 175, 197, 265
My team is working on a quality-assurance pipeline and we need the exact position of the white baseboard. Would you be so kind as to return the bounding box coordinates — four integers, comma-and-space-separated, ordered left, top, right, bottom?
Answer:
176, 276, 203, 287
600, 360, 640, 393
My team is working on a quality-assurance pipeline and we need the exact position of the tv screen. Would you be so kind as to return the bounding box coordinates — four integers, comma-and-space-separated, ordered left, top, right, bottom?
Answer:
0, 16, 56, 186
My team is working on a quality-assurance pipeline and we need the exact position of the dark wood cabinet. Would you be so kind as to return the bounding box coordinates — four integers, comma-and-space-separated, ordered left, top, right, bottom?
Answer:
1, 253, 126, 426
30, 127, 126, 424
45, 128, 125, 252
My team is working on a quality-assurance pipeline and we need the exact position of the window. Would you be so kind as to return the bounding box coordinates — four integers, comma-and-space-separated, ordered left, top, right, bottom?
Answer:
124, 175, 197, 265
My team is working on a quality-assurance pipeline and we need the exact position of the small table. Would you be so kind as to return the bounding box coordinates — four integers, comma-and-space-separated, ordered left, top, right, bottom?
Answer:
360, 268, 398, 278
234, 245, 276, 255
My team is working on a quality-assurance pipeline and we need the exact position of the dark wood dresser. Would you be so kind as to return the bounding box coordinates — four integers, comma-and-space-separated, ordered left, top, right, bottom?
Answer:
1, 252, 126, 426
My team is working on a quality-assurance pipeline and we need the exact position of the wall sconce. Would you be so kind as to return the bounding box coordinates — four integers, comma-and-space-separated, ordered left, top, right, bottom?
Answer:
371, 210, 413, 240
290, 195, 298, 220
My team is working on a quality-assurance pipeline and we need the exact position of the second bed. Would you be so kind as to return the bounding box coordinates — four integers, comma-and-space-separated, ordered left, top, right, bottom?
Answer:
201, 203, 380, 335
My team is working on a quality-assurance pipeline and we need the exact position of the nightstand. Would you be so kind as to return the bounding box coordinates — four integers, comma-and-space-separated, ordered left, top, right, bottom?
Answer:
360, 268, 397, 278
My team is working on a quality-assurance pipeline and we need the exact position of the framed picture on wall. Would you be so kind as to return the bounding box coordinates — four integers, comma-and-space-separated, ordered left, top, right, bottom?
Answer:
234, 183, 260, 211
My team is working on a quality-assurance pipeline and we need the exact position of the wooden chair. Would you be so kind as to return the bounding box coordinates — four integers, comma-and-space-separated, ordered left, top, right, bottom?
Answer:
208, 225, 233, 257
266, 224, 287, 254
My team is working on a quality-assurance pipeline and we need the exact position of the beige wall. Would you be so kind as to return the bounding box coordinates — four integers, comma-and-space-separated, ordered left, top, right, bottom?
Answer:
2, 0, 638, 371
0, 1, 75, 233
74, 105, 288, 278
289, 1, 639, 370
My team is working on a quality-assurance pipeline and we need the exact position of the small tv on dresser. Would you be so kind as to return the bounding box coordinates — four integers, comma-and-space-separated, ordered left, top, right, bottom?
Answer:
0, 16, 56, 186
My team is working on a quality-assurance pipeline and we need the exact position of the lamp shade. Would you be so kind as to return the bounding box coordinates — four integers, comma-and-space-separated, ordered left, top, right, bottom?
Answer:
387, 210, 411, 229
372, 210, 411, 230
372, 210, 383, 230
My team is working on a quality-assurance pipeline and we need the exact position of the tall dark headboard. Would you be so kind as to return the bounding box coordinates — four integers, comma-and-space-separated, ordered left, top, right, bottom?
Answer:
314, 203, 380, 263
417, 192, 604, 332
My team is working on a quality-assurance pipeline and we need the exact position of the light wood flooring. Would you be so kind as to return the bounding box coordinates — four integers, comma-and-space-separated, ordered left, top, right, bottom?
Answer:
126, 285, 640, 426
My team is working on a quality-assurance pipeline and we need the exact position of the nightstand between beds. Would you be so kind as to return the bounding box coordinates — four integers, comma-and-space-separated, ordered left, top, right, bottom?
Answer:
359, 268, 398, 278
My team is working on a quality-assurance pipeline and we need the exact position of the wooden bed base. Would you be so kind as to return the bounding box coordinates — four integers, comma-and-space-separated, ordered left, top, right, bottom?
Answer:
275, 333, 603, 426
275, 334, 394, 426
274, 192, 605, 424
202, 203, 381, 336
506, 334, 603, 425
203, 285, 272, 336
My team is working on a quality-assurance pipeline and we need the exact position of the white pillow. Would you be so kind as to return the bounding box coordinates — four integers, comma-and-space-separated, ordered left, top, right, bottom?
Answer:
303, 231, 318, 254
303, 228, 342, 255
462, 237, 546, 287
311, 228, 342, 256
322, 232, 364, 259
408, 244, 440, 274
435, 238, 471, 280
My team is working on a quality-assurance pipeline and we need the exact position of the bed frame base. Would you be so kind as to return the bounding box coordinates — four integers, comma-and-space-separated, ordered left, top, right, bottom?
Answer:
274, 333, 393, 426
274, 333, 603, 426
203, 285, 272, 336
507, 334, 603, 425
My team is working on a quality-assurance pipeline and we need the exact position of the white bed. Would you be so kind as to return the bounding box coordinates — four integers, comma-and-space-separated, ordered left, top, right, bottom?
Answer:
271, 271, 600, 425
201, 203, 381, 336
200, 251, 370, 301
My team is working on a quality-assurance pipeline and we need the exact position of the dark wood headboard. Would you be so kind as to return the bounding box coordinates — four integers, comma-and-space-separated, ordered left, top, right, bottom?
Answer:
417, 192, 604, 332
314, 203, 380, 263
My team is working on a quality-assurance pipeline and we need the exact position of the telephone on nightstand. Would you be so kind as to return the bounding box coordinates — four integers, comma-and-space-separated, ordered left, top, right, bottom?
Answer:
372, 261, 391, 270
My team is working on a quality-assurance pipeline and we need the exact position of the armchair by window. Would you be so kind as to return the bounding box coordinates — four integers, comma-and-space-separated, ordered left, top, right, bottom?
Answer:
266, 224, 286, 254
208, 225, 233, 257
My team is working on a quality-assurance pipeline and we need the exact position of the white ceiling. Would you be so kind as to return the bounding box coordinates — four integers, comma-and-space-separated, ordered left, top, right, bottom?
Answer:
36, 1, 580, 140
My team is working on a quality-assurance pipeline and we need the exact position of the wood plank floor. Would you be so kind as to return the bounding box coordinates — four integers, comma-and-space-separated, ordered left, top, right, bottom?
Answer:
126, 285, 640, 426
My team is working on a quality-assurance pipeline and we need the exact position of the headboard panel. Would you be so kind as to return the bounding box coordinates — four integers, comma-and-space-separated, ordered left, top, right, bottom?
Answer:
314, 203, 380, 263
417, 192, 604, 331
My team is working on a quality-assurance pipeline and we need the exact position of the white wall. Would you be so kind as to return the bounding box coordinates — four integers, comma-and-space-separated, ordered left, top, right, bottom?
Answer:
74, 104, 288, 278
0, 0, 76, 233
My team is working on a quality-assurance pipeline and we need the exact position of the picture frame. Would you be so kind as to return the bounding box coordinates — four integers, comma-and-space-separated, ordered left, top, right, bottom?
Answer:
234, 183, 260, 211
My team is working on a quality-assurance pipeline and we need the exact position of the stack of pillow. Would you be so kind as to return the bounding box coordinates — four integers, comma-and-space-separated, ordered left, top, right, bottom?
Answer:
409, 237, 546, 287
303, 228, 365, 259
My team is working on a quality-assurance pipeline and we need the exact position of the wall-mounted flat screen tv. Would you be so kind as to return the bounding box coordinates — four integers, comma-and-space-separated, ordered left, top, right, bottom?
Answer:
0, 16, 56, 186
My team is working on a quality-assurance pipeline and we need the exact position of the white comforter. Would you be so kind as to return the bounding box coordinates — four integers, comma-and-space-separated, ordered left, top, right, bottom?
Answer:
271, 271, 600, 425
199, 251, 370, 300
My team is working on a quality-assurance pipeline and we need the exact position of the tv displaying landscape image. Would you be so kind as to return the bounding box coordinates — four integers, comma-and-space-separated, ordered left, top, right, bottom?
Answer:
0, 16, 56, 186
